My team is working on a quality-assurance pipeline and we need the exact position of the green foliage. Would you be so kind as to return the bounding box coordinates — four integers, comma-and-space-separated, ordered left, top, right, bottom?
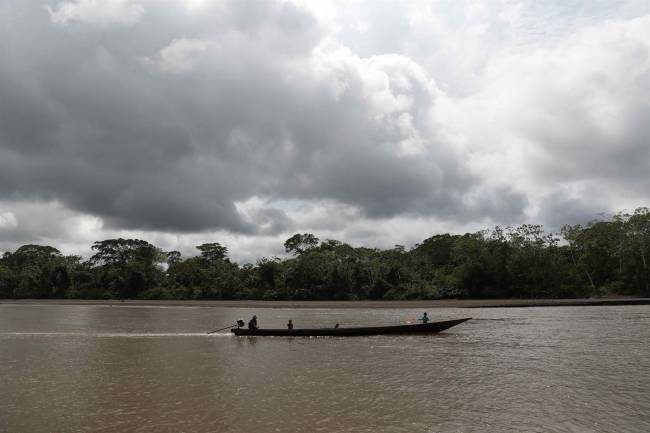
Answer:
196, 243, 227, 263
284, 233, 319, 256
166, 251, 182, 266
88, 238, 163, 298
0, 263, 16, 298
2, 208, 650, 300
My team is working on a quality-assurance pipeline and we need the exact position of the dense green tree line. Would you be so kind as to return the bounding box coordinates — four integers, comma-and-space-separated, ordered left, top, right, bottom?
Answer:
2, 207, 649, 300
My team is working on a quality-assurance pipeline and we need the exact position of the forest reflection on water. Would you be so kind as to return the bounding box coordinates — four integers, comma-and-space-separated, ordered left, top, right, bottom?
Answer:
1, 304, 649, 433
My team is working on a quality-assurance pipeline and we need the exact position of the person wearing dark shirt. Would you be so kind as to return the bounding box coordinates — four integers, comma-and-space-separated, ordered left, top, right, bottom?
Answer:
420, 312, 430, 323
248, 315, 258, 330
287, 319, 294, 330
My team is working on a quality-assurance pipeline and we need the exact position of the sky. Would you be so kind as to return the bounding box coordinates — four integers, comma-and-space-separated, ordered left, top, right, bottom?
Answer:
1, 0, 649, 263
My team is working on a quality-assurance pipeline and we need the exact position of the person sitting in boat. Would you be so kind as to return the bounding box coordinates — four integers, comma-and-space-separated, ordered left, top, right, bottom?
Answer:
248, 315, 258, 330
420, 312, 430, 324
287, 319, 293, 330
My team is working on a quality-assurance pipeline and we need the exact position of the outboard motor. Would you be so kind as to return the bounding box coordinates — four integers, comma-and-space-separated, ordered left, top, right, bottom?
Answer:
236, 320, 245, 328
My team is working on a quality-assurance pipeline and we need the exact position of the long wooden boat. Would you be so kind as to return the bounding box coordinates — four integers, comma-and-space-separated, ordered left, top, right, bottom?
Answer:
231, 317, 471, 337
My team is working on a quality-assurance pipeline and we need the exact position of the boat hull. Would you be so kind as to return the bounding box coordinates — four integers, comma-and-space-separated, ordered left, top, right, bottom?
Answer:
230, 317, 471, 337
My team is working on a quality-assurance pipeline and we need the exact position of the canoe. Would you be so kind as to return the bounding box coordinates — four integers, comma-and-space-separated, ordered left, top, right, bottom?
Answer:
231, 317, 471, 337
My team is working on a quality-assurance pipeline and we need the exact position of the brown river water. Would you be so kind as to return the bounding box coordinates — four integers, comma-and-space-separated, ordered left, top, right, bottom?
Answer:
1, 304, 649, 432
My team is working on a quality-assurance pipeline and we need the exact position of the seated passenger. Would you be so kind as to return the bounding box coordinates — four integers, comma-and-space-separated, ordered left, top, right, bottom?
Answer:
248, 315, 258, 330
287, 319, 294, 330
420, 312, 430, 324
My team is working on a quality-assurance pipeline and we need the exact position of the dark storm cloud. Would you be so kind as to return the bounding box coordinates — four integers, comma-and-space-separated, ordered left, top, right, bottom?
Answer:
0, 0, 525, 235
0, 0, 648, 261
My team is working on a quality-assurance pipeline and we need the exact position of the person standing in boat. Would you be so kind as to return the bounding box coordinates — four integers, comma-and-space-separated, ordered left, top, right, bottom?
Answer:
287, 319, 293, 330
248, 315, 258, 330
420, 312, 430, 323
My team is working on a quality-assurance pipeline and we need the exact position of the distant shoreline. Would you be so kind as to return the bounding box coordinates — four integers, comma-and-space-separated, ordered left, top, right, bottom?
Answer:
2, 298, 650, 309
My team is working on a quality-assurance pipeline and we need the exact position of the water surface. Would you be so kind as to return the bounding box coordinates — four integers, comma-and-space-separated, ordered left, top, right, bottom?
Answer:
1, 304, 649, 432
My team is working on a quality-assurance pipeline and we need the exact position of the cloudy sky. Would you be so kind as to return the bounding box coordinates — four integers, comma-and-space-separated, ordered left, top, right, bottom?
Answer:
1, 0, 649, 263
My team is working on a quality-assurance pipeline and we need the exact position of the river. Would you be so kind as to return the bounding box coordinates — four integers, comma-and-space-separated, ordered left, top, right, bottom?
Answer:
1, 304, 649, 432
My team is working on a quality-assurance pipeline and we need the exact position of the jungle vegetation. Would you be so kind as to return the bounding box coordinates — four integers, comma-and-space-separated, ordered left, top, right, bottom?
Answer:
1, 207, 649, 300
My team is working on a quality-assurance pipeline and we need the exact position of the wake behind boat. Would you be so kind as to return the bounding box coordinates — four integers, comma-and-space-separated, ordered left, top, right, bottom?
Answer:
230, 317, 471, 337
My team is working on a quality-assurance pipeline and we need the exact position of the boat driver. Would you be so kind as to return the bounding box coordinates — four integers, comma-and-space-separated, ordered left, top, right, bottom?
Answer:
248, 315, 258, 330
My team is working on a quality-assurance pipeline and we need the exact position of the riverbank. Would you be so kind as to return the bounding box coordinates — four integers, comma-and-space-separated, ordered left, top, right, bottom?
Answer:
2, 297, 650, 309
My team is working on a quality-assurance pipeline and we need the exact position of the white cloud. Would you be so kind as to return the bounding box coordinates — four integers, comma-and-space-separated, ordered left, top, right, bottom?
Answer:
46, 0, 144, 26
151, 38, 211, 73
451, 14, 650, 221
0, 212, 18, 229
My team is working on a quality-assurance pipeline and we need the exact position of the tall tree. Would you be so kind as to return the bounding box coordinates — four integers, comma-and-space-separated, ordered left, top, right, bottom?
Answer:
196, 243, 228, 263
284, 233, 319, 256
89, 239, 163, 298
